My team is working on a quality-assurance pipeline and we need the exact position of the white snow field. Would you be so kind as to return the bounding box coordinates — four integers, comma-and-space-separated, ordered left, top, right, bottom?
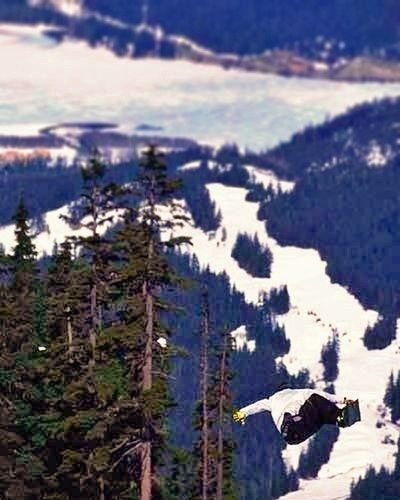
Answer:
167, 174, 399, 499
0, 205, 123, 255
2, 23, 400, 151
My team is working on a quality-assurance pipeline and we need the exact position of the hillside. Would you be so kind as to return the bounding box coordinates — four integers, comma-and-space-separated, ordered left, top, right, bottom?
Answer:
0, 17, 400, 498
254, 97, 400, 320
82, 0, 399, 61
256, 96, 400, 179
1, 155, 399, 499
3, 1, 400, 82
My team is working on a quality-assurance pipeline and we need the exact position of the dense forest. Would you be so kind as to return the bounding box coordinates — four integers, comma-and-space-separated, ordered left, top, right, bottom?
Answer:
2, 1, 400, 63
84, 0, 400, 60
0, 146, 304, 499
263, 160, 400, 317
0, 146, 193, 499
256, 97, 400, 322
350, 444, 400, 500
253, 96, 400, 180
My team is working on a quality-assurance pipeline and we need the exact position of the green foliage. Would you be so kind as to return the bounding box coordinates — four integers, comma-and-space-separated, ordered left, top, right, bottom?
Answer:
31, 382, 64, 403
95, 358, 129, 402
12, 194, 37, 269
32, 279, 48, 346
0, 368, 15, 387
58, 449, 84, 474
163, 447, 195, 499
92, 446, 111, 469
15, 401, 64, 449
15, 446, 45, 479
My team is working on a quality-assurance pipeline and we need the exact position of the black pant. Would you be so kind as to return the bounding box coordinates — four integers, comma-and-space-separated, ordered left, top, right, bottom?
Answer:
281, 393, 341, 445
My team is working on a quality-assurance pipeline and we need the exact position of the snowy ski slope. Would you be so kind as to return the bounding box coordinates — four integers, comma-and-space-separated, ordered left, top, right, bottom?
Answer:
169, 170, 400, 499
0, 166, 399, 499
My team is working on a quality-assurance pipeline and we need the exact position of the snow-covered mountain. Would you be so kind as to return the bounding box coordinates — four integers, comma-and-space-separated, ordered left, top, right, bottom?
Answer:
1, 22, 400, 499
1, 163, 399, 499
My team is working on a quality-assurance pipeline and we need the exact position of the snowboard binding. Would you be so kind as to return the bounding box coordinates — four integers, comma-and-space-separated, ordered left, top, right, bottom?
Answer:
337, 399, 361, 428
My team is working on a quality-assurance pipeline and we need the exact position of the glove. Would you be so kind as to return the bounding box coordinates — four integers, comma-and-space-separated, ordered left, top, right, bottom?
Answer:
233, 409, 246, 425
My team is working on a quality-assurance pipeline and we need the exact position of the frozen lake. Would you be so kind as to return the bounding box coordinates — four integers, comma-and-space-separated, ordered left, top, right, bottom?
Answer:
2, 23, 400, 150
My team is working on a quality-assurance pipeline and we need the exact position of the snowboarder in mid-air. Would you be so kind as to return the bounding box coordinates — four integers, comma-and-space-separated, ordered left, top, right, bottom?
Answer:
233, 387, 360, 445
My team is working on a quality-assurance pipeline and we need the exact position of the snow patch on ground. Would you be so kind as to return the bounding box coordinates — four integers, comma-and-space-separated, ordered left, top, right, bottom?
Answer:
28, 0, 83, 17
245, 165, 295, 192
178, 160, 202, 171
230, 325, 256, 353
366, 141, 391, 167
0, 205, 122, 255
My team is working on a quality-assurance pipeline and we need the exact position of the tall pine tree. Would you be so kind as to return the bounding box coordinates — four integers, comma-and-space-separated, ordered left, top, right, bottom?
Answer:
135, 144, 190, 500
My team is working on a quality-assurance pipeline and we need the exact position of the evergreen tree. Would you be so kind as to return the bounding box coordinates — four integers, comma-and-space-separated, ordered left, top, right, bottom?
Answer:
10, 194, 37, 346
32, 280, 48, 350
267, 286, 290, 315
298, 426, 339, 479
384, 371, 400, 424
164, 446, 195, 499
209, 329, 236, 500
0, 245, 12, 347
193, 294, 236, 500
350, 434, 400, 498
384, 372, 395, 409
184, 181, 221, 232
46, 240, 88, 363
364, 315, 397, 350
193, 287, 211, 500
2, 153, 124, 499
0, 196, 42, 498
231, 233, 272, 278
320, 334, 340, 383
135, 144, 190, 500
62, 151, 120, 376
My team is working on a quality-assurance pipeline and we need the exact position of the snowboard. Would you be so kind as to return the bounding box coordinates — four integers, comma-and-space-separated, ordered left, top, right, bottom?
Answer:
338, 399, 361, 428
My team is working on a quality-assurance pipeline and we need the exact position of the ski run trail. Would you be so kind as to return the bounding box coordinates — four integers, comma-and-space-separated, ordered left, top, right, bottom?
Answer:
1, 164, 399, 498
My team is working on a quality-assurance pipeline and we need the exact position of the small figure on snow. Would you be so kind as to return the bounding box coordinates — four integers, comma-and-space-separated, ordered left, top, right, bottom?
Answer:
233, 387, 360, 445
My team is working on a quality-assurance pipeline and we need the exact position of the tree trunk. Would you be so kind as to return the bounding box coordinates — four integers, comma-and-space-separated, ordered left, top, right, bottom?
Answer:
140, 441, 152, 500
200, 289, 210, 500
89, 278, 97, 374
89, 189, 98, 375
216, 332, 227, 500
141, 234, 154, 500
99, 475, 105, 500
142, 278, 153, 390
66, 305, 73, 362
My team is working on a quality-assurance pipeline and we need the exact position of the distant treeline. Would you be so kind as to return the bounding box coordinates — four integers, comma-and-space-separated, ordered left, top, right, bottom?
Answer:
84, 0, 400, 59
